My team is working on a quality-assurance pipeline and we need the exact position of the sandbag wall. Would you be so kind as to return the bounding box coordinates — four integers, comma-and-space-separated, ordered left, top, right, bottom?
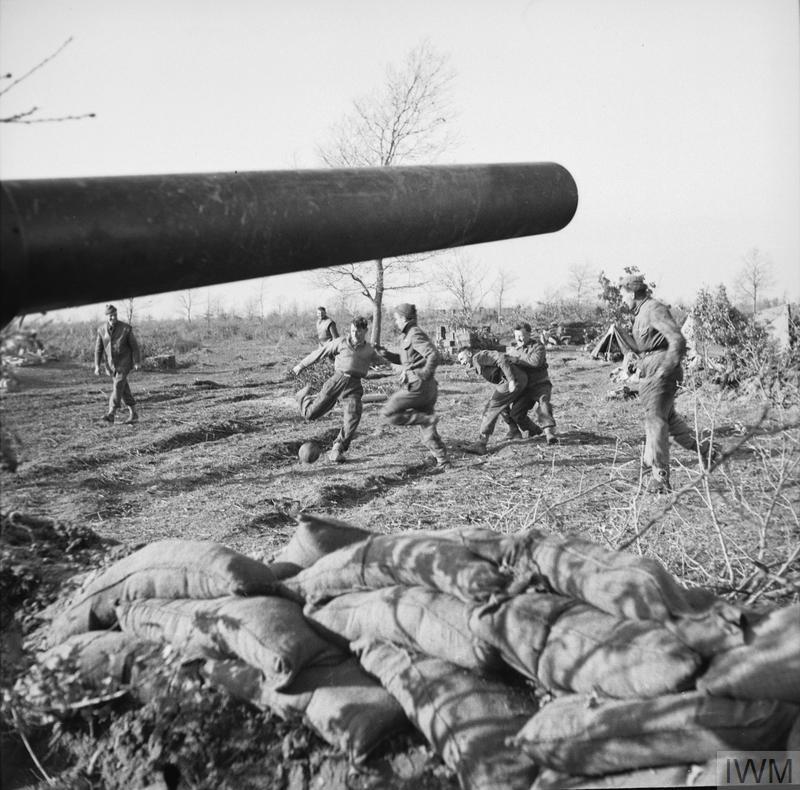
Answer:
32, 514, 800, 790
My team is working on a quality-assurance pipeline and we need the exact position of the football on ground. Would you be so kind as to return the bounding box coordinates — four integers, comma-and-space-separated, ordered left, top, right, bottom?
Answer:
298, 441, 322, 464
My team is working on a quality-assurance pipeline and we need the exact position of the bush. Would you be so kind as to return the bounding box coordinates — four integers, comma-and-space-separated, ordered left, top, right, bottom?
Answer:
688, 286, 796, 402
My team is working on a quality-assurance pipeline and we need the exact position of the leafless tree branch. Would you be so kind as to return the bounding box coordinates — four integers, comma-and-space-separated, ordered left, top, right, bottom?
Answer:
0, 36, 96, 124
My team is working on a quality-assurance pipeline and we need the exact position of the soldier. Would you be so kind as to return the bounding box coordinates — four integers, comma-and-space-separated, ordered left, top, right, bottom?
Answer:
376, 303, 449, 469
292, 316, 385, 463
93, 304, 141, 424
503, 321, 558, 444
457, 346, 530, 454
316, 306, 339, 346
621, 274, 713, 493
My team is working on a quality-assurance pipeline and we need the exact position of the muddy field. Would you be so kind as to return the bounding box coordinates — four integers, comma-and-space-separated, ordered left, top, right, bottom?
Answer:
1, 333, 798, 788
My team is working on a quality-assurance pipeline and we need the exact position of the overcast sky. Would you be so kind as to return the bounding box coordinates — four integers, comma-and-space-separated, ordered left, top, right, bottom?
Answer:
1, 0, 798, 322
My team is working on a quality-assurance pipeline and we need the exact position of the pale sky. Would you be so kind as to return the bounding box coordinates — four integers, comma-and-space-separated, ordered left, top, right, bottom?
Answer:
1, 0, 798, 322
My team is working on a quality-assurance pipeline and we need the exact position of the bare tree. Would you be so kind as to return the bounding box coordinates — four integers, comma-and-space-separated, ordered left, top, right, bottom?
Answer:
436, 254, 489, 323
316, 40, 456, 345
567, 260, 595, 303
177, 290, 194, 323
493, 267, 517, 320
0, 37, 95, 124
735, 247, 774, 315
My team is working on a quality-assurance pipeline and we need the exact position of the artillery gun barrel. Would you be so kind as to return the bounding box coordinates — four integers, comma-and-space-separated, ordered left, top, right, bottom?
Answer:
0, 163, 578, 324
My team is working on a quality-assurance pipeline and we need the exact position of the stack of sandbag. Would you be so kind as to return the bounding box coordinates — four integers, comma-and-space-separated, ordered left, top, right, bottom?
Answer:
39, 535, 411, 765
493, 531, 800, 785
34, 516, 800, 789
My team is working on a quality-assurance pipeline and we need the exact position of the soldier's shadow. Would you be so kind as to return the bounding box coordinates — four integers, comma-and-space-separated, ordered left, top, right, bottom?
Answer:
452, 430, 618, 456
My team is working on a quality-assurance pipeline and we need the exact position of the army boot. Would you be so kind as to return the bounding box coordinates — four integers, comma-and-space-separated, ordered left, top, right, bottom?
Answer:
504, 427, 523, 441
125, 406, 139, 424
469, 434, 489, 455
101, 410, 115, 423
328, 442, 345, 463
647, 467, 671, 494
544, 428, 559, 445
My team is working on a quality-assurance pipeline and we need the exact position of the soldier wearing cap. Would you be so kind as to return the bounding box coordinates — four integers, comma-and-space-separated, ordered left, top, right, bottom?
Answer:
620, 274, 713, 492
457, 346, 531, 453
93, 304, 141, 424
292, 316, 386, 463
375, 303, 449, 469
316, 306, 339, 346
503, 321, 558, 444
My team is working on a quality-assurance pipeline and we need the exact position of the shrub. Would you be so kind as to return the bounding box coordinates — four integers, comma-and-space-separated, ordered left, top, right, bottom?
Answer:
688, 286, 795, 401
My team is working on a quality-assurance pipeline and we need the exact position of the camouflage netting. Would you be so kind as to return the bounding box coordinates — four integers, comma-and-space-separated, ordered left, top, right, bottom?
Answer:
18, 515, 800, 789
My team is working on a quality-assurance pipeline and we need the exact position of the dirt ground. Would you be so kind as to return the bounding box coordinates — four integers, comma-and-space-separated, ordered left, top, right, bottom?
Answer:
1, 334, 798, 788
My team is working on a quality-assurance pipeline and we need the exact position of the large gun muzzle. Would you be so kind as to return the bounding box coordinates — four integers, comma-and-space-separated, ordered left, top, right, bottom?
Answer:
1, 163, 578, 324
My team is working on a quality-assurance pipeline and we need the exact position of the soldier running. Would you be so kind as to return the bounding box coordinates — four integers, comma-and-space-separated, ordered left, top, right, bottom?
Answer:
457, 346, 529, 454
292, 316, 385, 463
93, 304, 141, 424
315, 306, 339, 346
621, 274, 713, 492
375, 303, 450, 469
503, 321, 558, 445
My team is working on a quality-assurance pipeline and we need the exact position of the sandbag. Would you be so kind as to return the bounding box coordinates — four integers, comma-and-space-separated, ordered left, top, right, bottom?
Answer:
511, 691, 799, 775
267, 561, 303, 580
532, 764, 698, 789
537, 602, 702, 698
358, 640, 538, 790
258, 658, 410, 765
38, 631, 161, 688
305, 586, 498, 671
468, 592, 573, 680
271, 511, 372, 568
507, 530, 744, 655
535, 764, 702, 790
49, 540, 280, 644
117, 596, 344, 689
283, 527, 511, 605
697, 604, 800, 702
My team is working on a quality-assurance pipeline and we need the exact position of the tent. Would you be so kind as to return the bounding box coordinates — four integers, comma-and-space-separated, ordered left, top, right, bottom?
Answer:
590, 323, 637, 360
756, 304, 794, 352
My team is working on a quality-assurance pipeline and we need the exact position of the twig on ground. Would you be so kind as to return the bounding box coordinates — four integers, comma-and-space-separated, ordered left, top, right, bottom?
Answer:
617, 405, 771, 552
11, 706, 54, 785
745, 543, 800, 605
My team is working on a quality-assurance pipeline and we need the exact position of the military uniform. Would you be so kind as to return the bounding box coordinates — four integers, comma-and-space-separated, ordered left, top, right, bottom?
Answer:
379, 322, 448, 465
467, 350, 530, 440
631, 296, 704, 489
316, 316, 339, 345
295, 335, 384, 456
94, 318, 141, 417
504, 337, 556, 437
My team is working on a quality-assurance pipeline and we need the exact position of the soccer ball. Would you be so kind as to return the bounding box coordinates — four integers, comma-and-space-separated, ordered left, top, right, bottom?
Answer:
298, 441, 322, 464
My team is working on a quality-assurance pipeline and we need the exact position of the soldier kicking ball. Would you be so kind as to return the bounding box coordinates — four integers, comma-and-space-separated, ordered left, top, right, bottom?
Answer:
292, 316, 386, 463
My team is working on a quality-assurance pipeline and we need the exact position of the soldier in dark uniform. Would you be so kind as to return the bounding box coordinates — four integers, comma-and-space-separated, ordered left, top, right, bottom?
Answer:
457, 346, 529, 453
621, 274, 714, 492
376, 303, 449, 469
93, 304, 141, 424
292, 316, 385, 463
316, 306, 339, 346
503, 322, 558, 445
